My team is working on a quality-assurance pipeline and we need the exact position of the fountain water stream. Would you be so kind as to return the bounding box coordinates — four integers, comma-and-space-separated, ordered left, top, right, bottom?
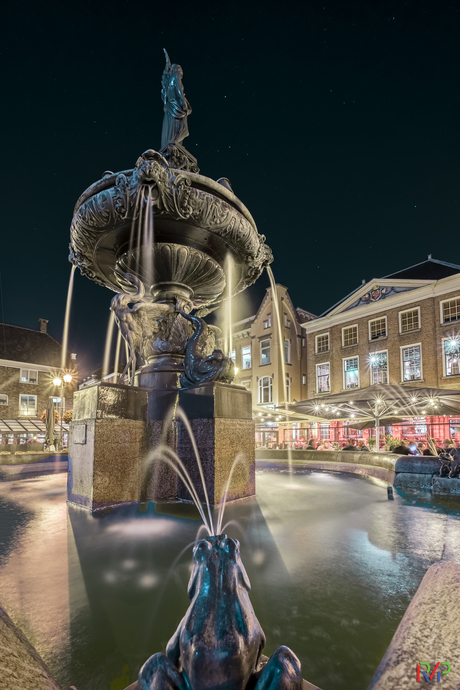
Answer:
60, 264, 76, 371
266, 266, 293, 475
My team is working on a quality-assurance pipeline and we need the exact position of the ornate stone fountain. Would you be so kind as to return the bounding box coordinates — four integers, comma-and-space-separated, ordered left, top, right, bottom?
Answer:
67, 52, 273, 512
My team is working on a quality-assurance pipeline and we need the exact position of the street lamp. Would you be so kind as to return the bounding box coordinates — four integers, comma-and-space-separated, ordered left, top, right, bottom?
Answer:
53, 373, 73, 450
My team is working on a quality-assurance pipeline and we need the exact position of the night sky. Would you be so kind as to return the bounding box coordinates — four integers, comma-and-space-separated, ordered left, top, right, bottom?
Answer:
2, 0, 460, 377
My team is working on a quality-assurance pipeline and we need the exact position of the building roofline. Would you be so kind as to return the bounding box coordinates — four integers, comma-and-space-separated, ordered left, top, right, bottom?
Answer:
383, 257, 460, 278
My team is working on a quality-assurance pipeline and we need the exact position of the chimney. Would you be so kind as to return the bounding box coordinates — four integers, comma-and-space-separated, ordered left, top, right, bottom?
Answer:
38, 318, 48, 333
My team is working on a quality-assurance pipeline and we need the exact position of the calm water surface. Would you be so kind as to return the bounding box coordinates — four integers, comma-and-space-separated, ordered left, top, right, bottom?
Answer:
0, 466, 459, 690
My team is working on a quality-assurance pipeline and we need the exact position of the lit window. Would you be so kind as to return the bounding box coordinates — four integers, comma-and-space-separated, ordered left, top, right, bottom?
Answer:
284, 314, 291, 328
316, 363, 330, 393
284, 339, 291, 364
285, 377, 290, 402
242, 346, 251, 370
442, 299, 460, 324
316, 334, 329, 354
402, 345, 422, 381
400, 309, 420, 332
19, 395, 37, 416
320, 422, 330, 440
0, 394, 7, 405
344, 357, 359, 389
21, 369, 38, 384
263, 316, 272, 329
258, 376, 272, 403
370, 352, 388, 384
302, 374, 306, 385
369, 318, 387, 340
342, 325, 358, 347
228, 349, 236, 362
260, 339, 271, 365
444, 339, 460, 376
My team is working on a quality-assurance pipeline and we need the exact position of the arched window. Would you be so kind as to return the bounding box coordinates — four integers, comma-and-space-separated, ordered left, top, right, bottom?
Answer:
258, 376, 272, 404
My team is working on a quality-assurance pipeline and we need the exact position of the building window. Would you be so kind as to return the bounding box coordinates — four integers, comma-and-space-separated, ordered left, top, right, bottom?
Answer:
316, 333, 329, 354
370, 351, 388, 384
19, 395, 37, 416
242, 346, 251, 370
369, 317, 387, 340
260, 339, 271, 365
241, 380, 251, 390
444, 338, 460, 376
402, 345, 422, 381
284, 314, 291, 328
342, 325, 358, 347
284, 339, 291, 364
21, 369, 38, 384
320, 422, 330, 440
442, 299, 460, 324
285, 377, 290, 402
0, 394, 7, 405
302, 374, 306, 385
316, 363, 330, 393
258, 376, 272, 403
400, 308, 420, 333
228, 349, 236, 362
344, 357, 359, 389
263, 316, 272, 329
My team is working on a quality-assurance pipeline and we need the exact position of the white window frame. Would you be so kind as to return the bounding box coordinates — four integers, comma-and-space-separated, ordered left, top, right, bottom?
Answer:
316, 361, 330, 394
342, 324, 358, 347
258, 376, 273, 404
260, 338, 271, 366
315, 333, 330, 354
369, 349, 389, 385
368, 316, 387, 341
242, 345, 251, 370
398, 306, 421, 334
0, 394, 8, 405
440, 298, 460, 324
284, 339, 291, 364
442, 337, 460, 377
284, 314, 291, 329
343, 355, 360, 390
285, 377, 291, 403
20, 369, 39, 384
400, 342, 423, 382
19, 394, 37, 416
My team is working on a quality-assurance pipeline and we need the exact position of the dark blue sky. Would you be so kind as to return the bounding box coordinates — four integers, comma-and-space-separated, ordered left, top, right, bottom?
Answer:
2, 0, 460, 375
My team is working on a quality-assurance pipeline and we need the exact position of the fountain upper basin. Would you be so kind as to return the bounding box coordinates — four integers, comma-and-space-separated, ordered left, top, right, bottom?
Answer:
70, 149, 273, 310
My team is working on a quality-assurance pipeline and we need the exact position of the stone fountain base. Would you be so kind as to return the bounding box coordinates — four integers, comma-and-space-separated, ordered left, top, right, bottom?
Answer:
68, 381, 255, 512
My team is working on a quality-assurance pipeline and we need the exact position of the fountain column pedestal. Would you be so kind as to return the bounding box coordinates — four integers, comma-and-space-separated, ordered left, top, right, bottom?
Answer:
68, 380, 255, 512
177, 382, 255, 506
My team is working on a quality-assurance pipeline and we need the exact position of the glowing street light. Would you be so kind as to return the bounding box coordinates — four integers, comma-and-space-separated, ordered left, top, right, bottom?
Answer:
53, 377, 62, 386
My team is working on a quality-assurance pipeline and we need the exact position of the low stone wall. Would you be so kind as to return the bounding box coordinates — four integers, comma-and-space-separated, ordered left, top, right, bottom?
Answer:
369, 561, 460, 689
255, 449, 450, 492
0, 452, 67, 466
0, 602, 61, 689
0, 453, 68, 478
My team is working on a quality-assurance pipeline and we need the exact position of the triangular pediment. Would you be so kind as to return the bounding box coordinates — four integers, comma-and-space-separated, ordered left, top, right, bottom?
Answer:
325, 279, 435, 317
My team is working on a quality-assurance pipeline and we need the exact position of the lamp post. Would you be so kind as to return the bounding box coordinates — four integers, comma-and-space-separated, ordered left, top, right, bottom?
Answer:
53, 373, 73, 451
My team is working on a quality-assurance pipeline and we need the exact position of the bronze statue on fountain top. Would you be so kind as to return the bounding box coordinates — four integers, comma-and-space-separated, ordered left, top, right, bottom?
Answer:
69, 51, 273, 390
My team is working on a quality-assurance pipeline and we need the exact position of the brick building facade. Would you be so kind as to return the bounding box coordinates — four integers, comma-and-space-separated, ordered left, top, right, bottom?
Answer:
230, 284, 314, 408
302, 258, 460, 399
0, 319, 77, 444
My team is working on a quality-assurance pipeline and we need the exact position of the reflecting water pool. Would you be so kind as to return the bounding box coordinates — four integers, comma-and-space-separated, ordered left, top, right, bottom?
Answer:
1, 466, 459, 690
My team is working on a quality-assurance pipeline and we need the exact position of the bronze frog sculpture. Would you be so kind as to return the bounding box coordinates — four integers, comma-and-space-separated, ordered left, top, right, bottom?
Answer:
138, 534, 302, 690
